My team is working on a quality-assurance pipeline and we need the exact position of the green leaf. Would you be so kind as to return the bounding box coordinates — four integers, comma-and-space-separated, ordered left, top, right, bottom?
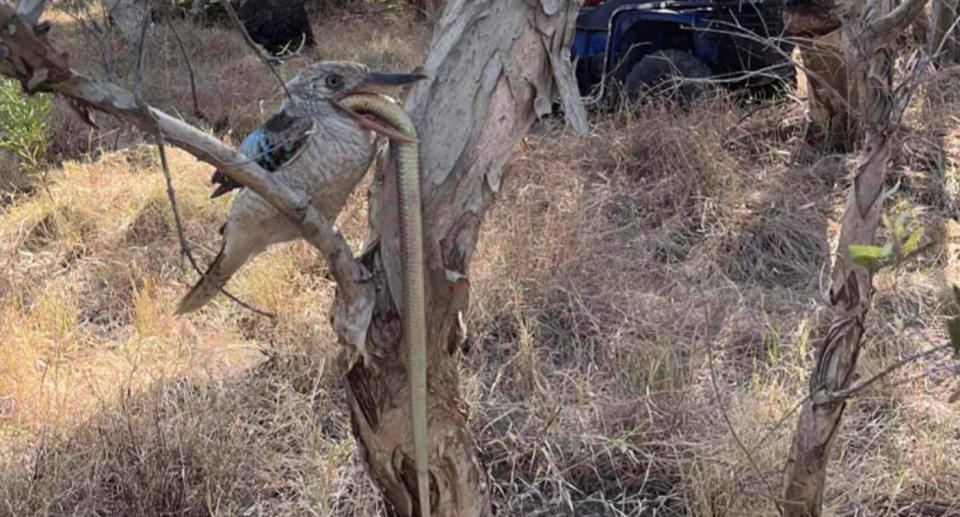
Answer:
903, 228, 923, 255
948, 317, 960, 355
852, 256, 878, 269
850, 244, 889, 270
849, 244, 888, 259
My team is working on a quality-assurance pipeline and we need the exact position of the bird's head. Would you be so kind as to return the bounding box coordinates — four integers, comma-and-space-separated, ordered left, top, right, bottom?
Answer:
286, 61, 425, 141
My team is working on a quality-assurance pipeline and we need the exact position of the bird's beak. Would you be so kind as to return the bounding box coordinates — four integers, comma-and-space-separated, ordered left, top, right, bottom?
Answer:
339, 71, 427, 143
350, 71, 428, 95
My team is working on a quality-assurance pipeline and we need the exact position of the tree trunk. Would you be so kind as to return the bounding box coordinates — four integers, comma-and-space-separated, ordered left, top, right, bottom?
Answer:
784, 0, 842, 36
797, 32, 856, 150
781, 0, 927, 515
339, 2, 587, 516
783, 0, 856, 149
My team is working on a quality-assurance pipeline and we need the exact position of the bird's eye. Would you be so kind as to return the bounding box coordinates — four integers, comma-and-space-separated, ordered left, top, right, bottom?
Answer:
325, 74, 344, 89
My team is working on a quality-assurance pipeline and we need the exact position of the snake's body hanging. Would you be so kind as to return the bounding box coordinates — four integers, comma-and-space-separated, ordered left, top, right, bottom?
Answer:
339, 93, 430, 517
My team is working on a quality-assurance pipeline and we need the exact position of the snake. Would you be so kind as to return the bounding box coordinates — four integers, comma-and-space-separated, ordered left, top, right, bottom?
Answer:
338, 93, 430, 517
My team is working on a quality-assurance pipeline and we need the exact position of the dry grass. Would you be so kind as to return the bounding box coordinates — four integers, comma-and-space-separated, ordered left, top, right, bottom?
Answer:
465, 94, 960, 516
2, 6, 960, 517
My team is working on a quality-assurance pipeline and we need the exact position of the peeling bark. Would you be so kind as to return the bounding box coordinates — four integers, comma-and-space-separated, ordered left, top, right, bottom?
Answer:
781, 0, 928, 514
334, 1, 587, 516
786, 0, 929, 149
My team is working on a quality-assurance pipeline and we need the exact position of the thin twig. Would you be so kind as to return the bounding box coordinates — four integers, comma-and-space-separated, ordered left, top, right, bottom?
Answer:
882, 360, 960, 391
133, 0, 148, 97
166, 18, 205, 121
753, 342, 955, 451
132, 5, 275, 320
272, 32, 308, 61
694, 22, 855, 115
753, 394, 810, 450
817, 343, 954, 402
220, 0, 292, 101
67, 10, 113, 81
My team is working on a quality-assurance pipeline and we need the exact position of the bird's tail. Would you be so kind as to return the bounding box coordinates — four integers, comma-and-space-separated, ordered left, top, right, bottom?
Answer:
175, 248, 232, 315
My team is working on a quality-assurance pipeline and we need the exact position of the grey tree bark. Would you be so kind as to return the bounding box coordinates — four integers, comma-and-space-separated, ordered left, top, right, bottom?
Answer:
781, 0, 928, 514
341, 1, 587, 515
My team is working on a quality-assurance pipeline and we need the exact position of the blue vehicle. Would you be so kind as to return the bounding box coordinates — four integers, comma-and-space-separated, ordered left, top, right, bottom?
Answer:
572, 0, 794, 104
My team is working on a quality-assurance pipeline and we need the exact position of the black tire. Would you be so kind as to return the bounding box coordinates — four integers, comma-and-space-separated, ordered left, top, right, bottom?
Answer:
624, 49, 712, 105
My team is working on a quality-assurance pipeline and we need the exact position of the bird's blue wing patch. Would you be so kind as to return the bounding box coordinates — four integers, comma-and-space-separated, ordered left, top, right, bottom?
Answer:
239, 126, 279, 171
238, 113, 313, 172
209, 112, 313, 198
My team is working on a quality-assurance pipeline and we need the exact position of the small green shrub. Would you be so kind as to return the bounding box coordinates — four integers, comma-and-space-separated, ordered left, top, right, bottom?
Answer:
0, 78, 52, 174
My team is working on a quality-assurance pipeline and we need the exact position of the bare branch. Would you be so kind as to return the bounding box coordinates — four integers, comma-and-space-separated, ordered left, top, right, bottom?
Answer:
167, 19, 206, 121
219, 0, 292, 101
815, 343, 954, 403
861, 0, 930, 46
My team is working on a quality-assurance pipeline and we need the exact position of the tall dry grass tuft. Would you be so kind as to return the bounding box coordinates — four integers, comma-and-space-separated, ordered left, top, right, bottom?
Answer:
464, 92, 960, 515
0, 143, 374, 516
